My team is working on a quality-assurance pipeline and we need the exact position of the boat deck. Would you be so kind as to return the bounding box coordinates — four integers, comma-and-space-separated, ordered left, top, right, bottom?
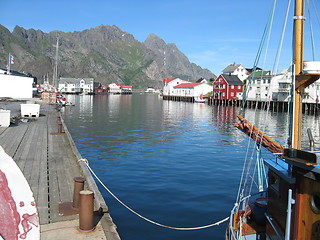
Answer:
0, 101, 119, 239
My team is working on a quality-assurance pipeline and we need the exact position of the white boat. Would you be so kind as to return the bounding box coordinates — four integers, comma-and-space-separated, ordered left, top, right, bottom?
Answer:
194, 94, 206, 103
0, 146, 40, 239
145, 87, 160, 94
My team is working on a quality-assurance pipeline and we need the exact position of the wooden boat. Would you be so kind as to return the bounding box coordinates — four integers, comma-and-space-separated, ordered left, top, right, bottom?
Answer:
227, 1, 320, 239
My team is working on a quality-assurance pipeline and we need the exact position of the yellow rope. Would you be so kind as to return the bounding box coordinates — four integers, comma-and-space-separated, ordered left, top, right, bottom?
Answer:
79, 158, 229, 230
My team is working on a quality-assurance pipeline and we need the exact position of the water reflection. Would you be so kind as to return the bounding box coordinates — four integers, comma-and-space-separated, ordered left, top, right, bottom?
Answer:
61, 94, 320, 240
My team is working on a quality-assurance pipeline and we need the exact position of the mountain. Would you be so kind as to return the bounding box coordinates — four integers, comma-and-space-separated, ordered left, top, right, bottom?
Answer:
0, 25, 216, 89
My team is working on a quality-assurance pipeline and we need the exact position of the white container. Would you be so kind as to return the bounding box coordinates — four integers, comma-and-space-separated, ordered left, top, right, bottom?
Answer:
0, 110, 11, 127
21, 104, 40, 117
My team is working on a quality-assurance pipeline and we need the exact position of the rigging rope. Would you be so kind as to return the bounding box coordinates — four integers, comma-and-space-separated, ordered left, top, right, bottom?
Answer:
79, 158, 229, 231
236, 0, 279, 209
273, 0, 291, 74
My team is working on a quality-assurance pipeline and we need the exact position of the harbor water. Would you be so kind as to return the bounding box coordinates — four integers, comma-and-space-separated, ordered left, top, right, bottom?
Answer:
61, 93, 320, 240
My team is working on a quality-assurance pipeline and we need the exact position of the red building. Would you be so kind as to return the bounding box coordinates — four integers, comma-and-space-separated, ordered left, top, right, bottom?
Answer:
213, 74, 244, 100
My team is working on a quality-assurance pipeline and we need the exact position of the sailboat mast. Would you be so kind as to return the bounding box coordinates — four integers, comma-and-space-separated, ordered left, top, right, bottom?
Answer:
292, 0, 305, 149
53, 38, 59, 90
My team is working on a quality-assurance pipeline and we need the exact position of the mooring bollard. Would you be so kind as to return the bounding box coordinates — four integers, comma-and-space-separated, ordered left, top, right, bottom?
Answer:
79, 190, 95, 232
57, 121, 63, 133
72, 177, 86, 210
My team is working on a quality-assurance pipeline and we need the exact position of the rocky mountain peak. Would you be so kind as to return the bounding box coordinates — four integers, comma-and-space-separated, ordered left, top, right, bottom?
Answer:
0, 25, 216, 89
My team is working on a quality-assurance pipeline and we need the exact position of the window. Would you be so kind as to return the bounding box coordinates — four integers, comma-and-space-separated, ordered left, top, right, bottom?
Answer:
231, 85, 234, 89
231, 92, 234, 97
238, 86, 241, 89
222, 92, 225, 97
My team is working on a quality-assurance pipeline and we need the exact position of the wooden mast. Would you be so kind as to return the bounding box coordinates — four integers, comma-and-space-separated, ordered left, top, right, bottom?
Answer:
292, 0, 304, 149
292, 0, 320, 148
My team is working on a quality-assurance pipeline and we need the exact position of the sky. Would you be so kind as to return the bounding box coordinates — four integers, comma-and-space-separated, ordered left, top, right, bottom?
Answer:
1, 0, 320, 76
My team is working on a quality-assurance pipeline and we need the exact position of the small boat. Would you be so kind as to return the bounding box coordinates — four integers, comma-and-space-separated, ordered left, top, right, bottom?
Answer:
227, 1, 320, 239
145, 87, 160, 94
194, 94, 206, 103
56, 94, 74, 106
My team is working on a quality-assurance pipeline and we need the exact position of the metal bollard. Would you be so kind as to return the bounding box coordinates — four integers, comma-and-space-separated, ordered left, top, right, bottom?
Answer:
72, 177, 86, 210
57, 122, 63, 133
79, 190, 95, 232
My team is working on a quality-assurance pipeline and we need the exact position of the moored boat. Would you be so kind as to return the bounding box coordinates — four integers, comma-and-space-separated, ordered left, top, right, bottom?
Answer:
227, 1, 320, 239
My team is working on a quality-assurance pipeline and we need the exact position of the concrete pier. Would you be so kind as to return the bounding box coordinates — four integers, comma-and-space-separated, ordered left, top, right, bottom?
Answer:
0, 100, 120, 239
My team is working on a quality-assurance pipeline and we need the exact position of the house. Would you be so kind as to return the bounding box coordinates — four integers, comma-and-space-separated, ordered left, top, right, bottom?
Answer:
245, 71, 274, 101
267, 68, 320, 103
94, 82, 107, 94
108, 83, 122, 94
162, 78, 190, 96
195, 77, 208, 83
173, 82, 212, 101
58, 78, 94, 94
213, 74, 244, 100
120, 85, 133, 94
108, 83, 133, 94
222, 63, 248, 81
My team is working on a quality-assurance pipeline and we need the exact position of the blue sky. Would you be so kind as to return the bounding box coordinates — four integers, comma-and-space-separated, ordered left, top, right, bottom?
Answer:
1, 0, 320, 75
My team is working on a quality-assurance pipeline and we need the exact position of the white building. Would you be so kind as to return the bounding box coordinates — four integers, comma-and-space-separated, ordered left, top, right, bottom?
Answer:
58, 78, 94, 94
173, 82, 212, 101
245, 67, 320, 104
222, 63, 248, 81
0, 74, 34, 99
108, 83, 122, 94
162, 78, 190, 96
246, 72, 274, 101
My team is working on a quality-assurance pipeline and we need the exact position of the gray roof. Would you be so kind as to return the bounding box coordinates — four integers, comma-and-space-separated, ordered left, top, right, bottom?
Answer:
221, 74, 243, 85
222, 64, 242, 73
59, 78, 94, 84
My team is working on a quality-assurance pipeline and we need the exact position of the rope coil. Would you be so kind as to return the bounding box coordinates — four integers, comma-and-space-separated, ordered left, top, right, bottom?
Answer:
79, 158, 229, 230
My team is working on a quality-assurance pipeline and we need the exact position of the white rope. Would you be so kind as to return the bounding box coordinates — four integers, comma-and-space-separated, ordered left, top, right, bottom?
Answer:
78, 158, 229, 230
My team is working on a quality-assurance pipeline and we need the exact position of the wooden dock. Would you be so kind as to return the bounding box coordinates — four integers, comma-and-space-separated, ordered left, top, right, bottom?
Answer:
0, 101, 120, 239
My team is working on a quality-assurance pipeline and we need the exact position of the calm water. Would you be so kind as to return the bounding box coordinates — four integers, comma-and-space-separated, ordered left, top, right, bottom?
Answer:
61, 94, 320, 240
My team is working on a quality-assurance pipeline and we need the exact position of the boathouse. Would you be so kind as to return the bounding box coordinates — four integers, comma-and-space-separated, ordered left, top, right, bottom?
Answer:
213, 74, 244, 100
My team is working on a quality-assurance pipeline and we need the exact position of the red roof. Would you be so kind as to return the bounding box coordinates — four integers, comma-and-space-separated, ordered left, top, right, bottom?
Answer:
174, 82, 202, 88
121, 86, 132, 89
163, 78, 176, 84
